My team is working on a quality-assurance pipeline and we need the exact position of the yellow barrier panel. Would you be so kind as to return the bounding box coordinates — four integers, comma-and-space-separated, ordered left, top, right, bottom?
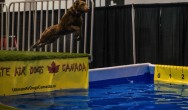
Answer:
0, 103, 18, 110
154, 65, 188, 85
0, 57, 88, 96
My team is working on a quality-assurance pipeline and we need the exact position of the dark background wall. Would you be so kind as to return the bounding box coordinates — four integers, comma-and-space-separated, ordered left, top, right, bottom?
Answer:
134, 4, 188, 66
90, 6, 133, 68
0, 0, 5, 12
89, 4, 188, 68
105, 0, 124, 6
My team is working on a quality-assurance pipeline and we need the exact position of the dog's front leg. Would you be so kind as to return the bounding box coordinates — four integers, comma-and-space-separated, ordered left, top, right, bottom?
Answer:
68, 25, 81, 40
74, 30, 81, 40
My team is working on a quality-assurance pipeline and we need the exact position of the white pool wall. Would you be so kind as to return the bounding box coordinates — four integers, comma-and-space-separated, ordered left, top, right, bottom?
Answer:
89, 63, 152, 82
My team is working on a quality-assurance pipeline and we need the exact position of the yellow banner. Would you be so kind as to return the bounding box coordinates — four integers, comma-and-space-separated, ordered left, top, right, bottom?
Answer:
0, 57, 88, 96
154, 65, 188, 85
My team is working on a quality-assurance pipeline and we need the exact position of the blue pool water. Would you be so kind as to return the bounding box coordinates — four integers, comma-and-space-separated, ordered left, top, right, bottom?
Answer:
1, 80, 188, 110
89, 83, 188, 110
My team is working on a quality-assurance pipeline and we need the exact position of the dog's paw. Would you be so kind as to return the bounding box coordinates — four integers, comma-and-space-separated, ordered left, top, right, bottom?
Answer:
76, 36, 82, 41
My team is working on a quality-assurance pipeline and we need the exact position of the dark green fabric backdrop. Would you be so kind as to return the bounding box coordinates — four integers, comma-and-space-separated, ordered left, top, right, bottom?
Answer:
134, 5, 160, 64
134, 4, 188, 66
159, 5, 188, 65
90, 6, 133, 68
91, 4, 188, 68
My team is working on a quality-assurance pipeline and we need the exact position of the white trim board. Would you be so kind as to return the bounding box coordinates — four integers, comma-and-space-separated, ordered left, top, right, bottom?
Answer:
125, 0, 188, 5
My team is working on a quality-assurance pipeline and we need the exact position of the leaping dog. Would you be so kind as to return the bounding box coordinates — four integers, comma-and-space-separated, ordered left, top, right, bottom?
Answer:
30, 0, 89, 50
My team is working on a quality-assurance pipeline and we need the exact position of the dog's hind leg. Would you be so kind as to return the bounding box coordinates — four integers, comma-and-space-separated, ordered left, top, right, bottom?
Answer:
30, 43, 46, 51
30, 40, 46, 50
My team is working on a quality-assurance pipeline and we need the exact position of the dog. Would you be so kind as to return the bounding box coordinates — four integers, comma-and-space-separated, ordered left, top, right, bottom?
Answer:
30, 0, 89, 49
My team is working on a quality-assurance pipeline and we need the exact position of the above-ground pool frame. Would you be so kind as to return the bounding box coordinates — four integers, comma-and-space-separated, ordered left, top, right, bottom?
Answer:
89, 63, 188, 85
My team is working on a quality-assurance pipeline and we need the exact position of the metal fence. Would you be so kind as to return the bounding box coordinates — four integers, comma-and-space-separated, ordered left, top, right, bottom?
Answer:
0, 3, 8, 50
0, 0, 94, 61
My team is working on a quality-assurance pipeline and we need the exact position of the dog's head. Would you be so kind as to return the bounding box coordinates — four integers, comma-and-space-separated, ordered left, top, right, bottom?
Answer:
73, 0, 89, 13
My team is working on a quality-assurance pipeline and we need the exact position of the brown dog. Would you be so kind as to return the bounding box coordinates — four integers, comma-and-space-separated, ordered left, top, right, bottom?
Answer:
30, 0, 89, 49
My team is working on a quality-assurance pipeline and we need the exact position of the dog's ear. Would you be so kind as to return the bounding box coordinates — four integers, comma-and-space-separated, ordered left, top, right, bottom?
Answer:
74, 0, 80, 8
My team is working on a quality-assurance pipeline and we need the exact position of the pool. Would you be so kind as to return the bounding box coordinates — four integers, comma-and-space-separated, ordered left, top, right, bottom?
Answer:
1, 63, 188, 110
